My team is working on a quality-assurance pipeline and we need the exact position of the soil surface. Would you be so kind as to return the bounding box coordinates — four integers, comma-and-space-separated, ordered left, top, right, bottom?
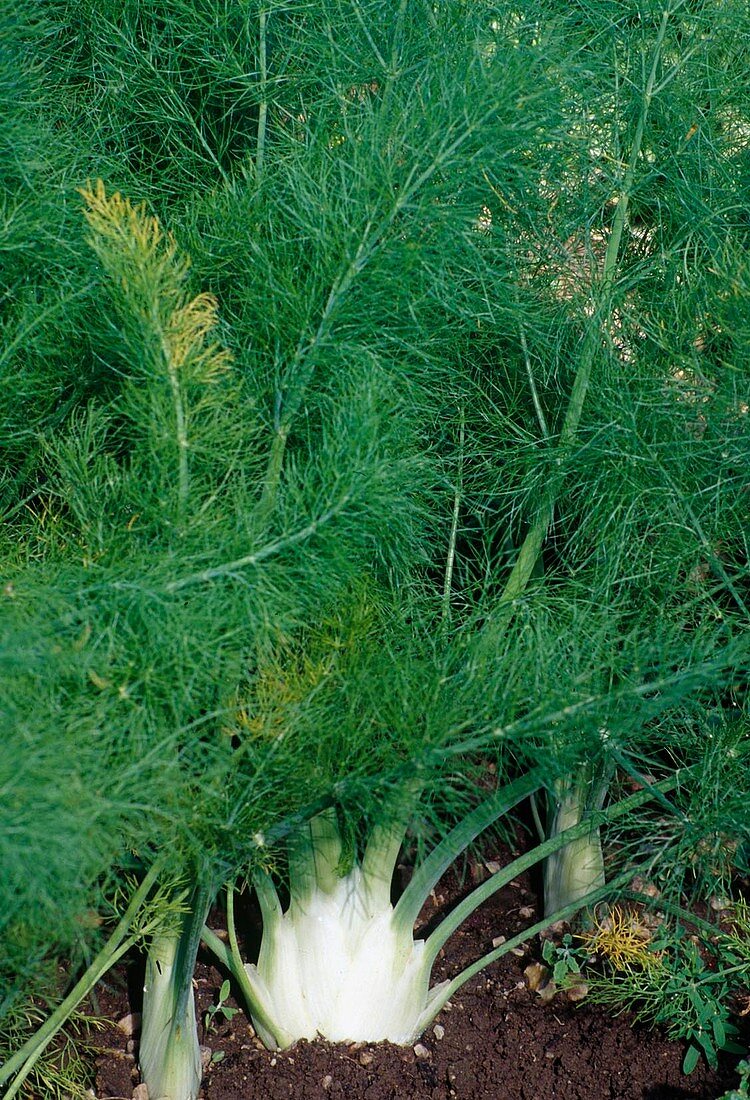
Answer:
90, 842, 746, 1100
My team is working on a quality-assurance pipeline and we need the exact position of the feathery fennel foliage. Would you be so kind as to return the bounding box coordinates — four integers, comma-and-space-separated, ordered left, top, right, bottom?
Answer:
1, 0, 749, 1094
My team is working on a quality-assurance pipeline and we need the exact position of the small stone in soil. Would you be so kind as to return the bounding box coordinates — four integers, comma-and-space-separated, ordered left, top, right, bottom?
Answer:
414, 1044, 431, 1059
433, 1025, 445, 1040
116, 1013, 141, 1037
132, 1085, 149, 1100
322, 1074, 333, 1090
537, 980, 557, 1005
524, 962, 549, 992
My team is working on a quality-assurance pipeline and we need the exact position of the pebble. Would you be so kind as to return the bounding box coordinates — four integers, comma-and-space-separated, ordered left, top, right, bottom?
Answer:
433, 1025, 445, 1040
359, 1051, 374, 1066
322, 1074, 333, 1090
524, 962, 549, 992
491, 935, 506, 948
132, 1086, 149, 1100
414, 1043, 431, 1059
116, 1013, 141, 1038
199, 1046, 212, 1072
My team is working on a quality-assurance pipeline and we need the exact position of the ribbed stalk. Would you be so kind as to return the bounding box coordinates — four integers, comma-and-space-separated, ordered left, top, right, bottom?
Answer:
492, 7, 676, 915
139, 883, 212, 1100
0, 864, 162, 1099
140, 931, 202, 1100
542, 769, 608, 917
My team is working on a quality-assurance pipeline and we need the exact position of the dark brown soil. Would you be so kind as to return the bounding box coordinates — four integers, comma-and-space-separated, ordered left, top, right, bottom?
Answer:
91, 847, 746, 1100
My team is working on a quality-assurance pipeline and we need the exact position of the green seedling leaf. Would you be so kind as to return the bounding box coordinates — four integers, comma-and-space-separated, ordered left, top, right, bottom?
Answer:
713, 1015, 727, 1049
683, 1045, 701, 1076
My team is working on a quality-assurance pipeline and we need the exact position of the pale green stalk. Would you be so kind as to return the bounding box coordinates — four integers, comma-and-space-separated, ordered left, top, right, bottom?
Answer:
422, 773, 675, 976
161, 325, 190, 522
256, 8, 268, 177
442, 405, 465, 626
391, 770, 543, 934
0, 863, 163, 1099
431, 869, 633, 1013
542, 769, 606, 916
139, 932, 201, 1100
139, 883, 212, 1100
492, 6, 677, 916
497, 4, 675, 611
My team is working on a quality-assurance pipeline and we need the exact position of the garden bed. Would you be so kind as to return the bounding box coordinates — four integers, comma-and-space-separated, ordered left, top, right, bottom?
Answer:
91, 841, 747, 1100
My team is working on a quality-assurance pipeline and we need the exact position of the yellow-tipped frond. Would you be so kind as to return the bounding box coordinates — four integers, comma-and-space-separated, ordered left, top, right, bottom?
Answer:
167, 292, 233, 380
80, 178, 167, 262
80, 179, 233, 516
580, 905, 663, 973
79, 179, 230, 386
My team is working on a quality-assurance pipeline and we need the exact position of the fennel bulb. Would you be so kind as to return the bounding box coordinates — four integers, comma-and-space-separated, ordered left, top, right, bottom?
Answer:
246, 864, 446, 1047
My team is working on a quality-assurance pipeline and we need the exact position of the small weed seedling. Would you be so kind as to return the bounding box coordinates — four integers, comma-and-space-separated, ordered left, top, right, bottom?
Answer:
204, 981, 238, 1035
541, 933, 587, 985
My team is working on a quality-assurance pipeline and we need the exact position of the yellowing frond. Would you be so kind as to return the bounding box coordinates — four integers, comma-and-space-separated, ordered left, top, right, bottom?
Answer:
580, 906, 664, 973
227, 636, 337, 743
80, 180, 233, 517
80, 178, 169, 265
80, 179, 231, 385
167, 293, 233, 380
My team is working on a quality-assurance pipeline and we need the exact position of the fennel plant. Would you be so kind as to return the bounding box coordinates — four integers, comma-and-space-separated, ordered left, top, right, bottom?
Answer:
1, 0, 749, 1096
